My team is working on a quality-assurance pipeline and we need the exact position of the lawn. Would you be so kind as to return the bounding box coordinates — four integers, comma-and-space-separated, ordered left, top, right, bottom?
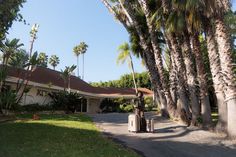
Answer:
0, 114, 140, 157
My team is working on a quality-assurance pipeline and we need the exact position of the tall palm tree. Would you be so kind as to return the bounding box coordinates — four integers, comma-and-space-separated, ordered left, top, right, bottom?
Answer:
38, 52, 48, 68
79, 42, 88, 80
49, 55, 60, 70
73, 45, 81, 78
138, 0, 177, 114
214, 0, 236, 138
203, 16, 226, 131
117, 42, 138, 94
101, 0, 170, 118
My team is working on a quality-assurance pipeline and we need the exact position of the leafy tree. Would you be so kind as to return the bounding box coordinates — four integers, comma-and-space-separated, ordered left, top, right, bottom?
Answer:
49, 55, 60, 70
90, 72, 151, 89
0, 0, 26, 42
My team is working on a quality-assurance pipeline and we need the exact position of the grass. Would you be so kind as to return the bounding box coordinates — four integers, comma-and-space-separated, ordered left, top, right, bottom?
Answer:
0, 114, 140, 157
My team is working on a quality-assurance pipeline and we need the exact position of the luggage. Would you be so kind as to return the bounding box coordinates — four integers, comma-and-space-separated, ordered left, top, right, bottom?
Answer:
128, 114, 140, 132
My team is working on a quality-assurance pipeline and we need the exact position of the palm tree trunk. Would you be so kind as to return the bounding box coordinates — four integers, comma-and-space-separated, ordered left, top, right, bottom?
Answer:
168, 33, 191, 125
164, 34, 178, 105
138, 0, 176, 113
181, 33, 201, 126
205, 21, 226, 132
215, 13, 236, 137
129, 54, 138, 94
143, 53, 169, 117
82, 54, 84, 80
191, 33, 212, 127
77, 56, 79, 78
169, 53, 178, 105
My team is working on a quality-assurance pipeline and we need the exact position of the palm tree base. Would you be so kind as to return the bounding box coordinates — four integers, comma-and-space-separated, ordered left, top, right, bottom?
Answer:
227, 98, 236, 139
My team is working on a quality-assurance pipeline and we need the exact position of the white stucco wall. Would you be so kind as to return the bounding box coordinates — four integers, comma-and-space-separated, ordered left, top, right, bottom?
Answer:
22, 87, 52, 105
87, 98, 102, 113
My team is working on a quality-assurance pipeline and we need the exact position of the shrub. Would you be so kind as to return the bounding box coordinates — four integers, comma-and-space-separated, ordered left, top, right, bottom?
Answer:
19, 103, 53, 112
123, 104, 134, 112
49, 91, 83, 113
144, 97, 154, 111
100, 98, 119, 113
0, 89, 19, 114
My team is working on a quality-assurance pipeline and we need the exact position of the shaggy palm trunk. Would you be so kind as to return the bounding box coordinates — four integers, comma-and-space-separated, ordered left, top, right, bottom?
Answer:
164, 34, 178, 105
168, 33, 191, 125
215, 15, 236, 137
205, 22, 226, 132
138, 0, 176, 116
143, 53, 169, 117
169, 53, 178, 105
191, 33, 212, 127
182, 34, 200, 126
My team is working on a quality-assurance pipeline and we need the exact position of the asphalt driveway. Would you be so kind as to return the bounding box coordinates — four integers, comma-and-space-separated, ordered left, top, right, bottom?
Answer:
89, 112, 236, 157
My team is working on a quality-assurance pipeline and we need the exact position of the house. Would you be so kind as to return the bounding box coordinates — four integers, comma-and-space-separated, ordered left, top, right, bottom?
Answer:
4, 66, 153, 113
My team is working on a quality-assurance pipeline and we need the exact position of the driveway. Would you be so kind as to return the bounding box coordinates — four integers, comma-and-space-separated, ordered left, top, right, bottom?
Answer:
89, 112, 236, 157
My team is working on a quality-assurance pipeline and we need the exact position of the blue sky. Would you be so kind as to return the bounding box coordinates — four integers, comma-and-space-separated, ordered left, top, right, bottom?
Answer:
7, 0, 236, 83
7, 0, 145, 83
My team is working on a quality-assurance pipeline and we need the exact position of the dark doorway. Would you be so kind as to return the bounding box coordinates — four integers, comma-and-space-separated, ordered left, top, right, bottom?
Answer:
76, 98, 87, 112
82, 99, 87, 112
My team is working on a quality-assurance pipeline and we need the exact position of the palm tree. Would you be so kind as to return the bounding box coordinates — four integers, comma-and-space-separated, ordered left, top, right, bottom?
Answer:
79, 42, 88, 80
214, 0, 236, 138
0, 38, 23, 90
73, 42, 88, 79
73, 45, 81, 78
101, 0, 171, 118
8, 49, 28, 69
60, 65, 76, 92
49, 55, 60, 70
0, 38, 24, 66
138, 0, 177, 114
117, 42, 138, 94
202, 16, 226, 132
38, 52, 48, 68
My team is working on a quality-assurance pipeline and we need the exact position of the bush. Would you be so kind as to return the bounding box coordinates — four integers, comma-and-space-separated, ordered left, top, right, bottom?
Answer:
19, 103, 53, 112
100, 98, 135, 113
0, 89, 19, 114
144, 97, 154, 111
49, 91, 83, 113
120, 104, 134, 113
100, 98, 119, 113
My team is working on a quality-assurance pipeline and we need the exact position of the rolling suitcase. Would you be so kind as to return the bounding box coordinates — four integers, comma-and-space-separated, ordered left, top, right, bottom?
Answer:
128, 114, 140, 132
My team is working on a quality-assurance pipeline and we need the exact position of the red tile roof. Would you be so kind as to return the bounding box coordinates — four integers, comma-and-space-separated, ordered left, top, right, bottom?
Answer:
5, 66, 153, 97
